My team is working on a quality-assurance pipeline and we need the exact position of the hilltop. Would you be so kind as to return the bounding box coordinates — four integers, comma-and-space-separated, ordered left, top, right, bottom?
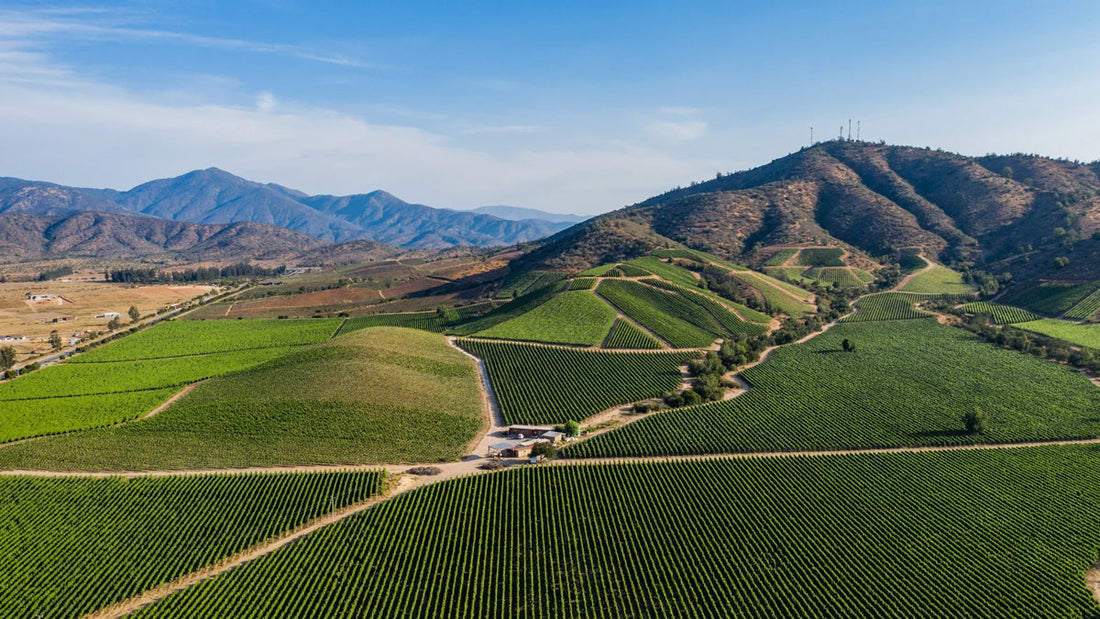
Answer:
519, 142, 1100, 286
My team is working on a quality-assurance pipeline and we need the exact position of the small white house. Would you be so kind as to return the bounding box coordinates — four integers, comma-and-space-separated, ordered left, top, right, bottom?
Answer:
27, 294, 55, 301
96, 312, 121, 319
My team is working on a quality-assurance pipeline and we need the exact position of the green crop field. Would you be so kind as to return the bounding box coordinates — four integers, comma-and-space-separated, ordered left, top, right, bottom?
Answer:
643, 278, 769, 336
1065, 288, 1100, 320
597, 279, 723, 347
135, 448, 1100, 618
343, 311, 445, 333
764, 248, 799, 266
576, 263, 616, 276
642, 277, 771, 325
764, 266, 813, 283
495, 270, 567, 299
729, 271, 815, 316
451, 283, 561, 336
0, 470, 384, 618
615, 263, 652, 277
0, 389, 178, 444
603, 319, 662, 349
651, 248, 750, 271
70, 318, 342, 362
1016, 319, 1100, 349
792, 247, 846, 266
0, 328, 484, 470
457, 339, 695, 424
475, 291, 617, 346
843, 292, 937, 321
898, 263, 975, 294
960, 302, 1039, 324
566, 320, 1100, 457
567, 277, 598, 290
1006, 282, 1100, 316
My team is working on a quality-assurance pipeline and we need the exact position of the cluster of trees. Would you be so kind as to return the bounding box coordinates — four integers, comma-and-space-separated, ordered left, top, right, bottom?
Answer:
0, 346, 38, 380
106, 263, 285, 284
663, 337, 767, 408
36, 266, 73, 281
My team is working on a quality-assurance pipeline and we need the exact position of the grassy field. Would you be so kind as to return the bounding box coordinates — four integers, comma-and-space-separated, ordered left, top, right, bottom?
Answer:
134, 447, 1100, 618
475, 291, 616, 346
457, 339, 695, 424
792, 247, 846, 266
1016, 318, 1100, 349
0, 328, 484, 470
566, 320, 1100, 457
899, 263, 975, 294
71, 318, 341, 361
0, 471, 384, 618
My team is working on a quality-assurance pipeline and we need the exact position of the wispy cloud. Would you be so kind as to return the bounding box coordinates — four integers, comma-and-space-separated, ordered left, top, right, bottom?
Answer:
0, 7, 378, 68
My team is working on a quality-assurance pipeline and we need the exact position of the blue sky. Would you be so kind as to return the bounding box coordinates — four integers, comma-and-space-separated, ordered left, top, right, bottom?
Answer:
0, 1, 1098, 214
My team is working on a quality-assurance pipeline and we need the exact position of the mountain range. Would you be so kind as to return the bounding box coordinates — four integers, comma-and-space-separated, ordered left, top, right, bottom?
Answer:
0, 169, 579, 250
521, 141, 1100, 284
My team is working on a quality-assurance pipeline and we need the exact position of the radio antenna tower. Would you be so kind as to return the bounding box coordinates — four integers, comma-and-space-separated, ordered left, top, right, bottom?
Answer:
857, 120, 861, 141
848, 119, 852, 141
810, 126, 814, 145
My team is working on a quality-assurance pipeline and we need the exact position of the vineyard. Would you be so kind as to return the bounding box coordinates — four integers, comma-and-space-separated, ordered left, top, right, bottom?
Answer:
495, 270, 567, 299
70, 318, 342, 362
642, 278, 769, 335
1005, 281, 1100, 316
457, 339, 695, 424
842, 292, 937, 321
621, 256, 699, 286
475, 291, 617, 346
567, 277, 598, 290
565, 320, 1100, 457
801, 267, 868, 288
344, 311, 445, 333
792, 247, 846, 266
0, 328, 484, 470
135, 448, 1100, 618
1065, 288, 1100, 319
597, 279, 723, 348
764, 248, 799, 265
729, 271, 815, 316
1016, 319, 1100, 349
959, 302, 1038, 324
604, 319, 663, 349
0, 470, 384, 618
451, 284, 560, 336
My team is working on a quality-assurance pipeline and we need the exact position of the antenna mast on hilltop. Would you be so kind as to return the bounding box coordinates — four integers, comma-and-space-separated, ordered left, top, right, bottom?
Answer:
839, 125, 844, 140
810, 126, 814, 145
848, 119, 852, 141
857, 120, 861, 141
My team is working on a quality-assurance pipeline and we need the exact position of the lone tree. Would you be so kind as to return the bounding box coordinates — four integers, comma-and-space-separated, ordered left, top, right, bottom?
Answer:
564, 419, 580, 437
964, 406, 988, 434
128, 305, 141, 323
841, 339, 856, 352
0, 345, 15, 372
49, 330, 62, 351
107, 317, 122, 331
530, 441, 556, 460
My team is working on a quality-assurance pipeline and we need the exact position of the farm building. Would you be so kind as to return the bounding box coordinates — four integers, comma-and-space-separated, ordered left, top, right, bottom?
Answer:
489, 438, 551, 459
97, 312, 121, 319
541, 431, 564, 444
507, 425, 555, 439
0, 335, 26, 342
27, 294, 56, 301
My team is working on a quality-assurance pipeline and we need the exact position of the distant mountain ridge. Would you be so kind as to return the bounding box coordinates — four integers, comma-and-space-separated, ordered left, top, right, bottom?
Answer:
469, 205, 587, 224
520, 141, 1100, 285
0, 211, 326, 262
0, 169, 575, 249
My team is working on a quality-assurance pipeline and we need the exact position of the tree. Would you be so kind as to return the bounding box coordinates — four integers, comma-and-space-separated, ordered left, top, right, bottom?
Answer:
564, 419, 580, 437
128, 305, 141, 322
107, 317, 122, 331
529, 441, 556, 459
964, 407, 988, 434
841, 339, 856, 352
49, 330, 62, 351
0, 346, 15, 371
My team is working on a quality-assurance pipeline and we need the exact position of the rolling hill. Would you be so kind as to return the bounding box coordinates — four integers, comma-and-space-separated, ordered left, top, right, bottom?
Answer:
518, 142, 1100, 287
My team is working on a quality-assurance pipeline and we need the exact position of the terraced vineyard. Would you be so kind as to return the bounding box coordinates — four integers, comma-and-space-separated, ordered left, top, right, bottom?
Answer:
1005, 281, 1100, 316
622, 256, 699, 286
642, 278, 769, 336
843, 292, 937, 321
475, 290, 616, 346
0, 328, 484, 470
802, 267, 867, 288
597, 279, 723, 348
729, 271, 815, 316
495, 270, 567, 299
566, 320, 1100, 457
0, 470, 384, 618
344, 311, 445, 333
604, 319, 663, 349
960, 302, 1039, 324
457, 339, 694, 424
135, 448, 1100, 618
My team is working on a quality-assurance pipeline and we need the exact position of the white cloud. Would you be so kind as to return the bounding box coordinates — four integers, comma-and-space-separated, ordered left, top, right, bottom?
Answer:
255, 91, 277, 113
646, 119, 708, 141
